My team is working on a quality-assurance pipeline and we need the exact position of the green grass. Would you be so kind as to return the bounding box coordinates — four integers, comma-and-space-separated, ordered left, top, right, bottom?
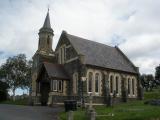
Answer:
95, 101, 160, 120
59, 88, 160, 120
144, 88, 160, 100
60, 109, 86, 120
0, 98, 28, 106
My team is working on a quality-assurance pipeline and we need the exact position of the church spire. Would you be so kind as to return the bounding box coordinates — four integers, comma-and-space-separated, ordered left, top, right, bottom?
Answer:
38, 9, 54, 56
43, 9, 51, 29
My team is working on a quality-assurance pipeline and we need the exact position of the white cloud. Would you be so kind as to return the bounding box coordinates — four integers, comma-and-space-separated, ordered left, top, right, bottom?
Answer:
120, 34, 160, 58
0, 0, 160, 75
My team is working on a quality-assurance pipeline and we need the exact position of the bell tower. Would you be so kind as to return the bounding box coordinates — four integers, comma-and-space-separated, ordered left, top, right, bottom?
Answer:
38, 9, 54, 55
31, 10, 55, 103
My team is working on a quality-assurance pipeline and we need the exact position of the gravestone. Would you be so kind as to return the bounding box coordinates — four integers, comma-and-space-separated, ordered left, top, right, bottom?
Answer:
89, 110, 96, 120
68, 111, 73, 120
112, 90, 117, 106
89, 93, 93, 110
86, 93, 96, 119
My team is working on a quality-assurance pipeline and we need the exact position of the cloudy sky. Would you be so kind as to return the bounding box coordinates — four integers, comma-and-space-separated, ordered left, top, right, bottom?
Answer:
0, 0, 160, 75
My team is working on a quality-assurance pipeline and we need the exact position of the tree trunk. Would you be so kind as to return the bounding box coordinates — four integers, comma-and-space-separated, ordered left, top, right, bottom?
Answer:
28, 86, 33, 106
13, 88, 16, 101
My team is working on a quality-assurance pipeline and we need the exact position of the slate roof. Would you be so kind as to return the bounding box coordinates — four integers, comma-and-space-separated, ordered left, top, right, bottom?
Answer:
39, 10, 53, 34
43, 11, 51, 29
64, 32, 138, 74
43, 62, 70, 80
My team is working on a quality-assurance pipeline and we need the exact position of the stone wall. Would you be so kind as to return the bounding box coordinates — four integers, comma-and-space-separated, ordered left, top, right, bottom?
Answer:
83, 66, 139, 104
64, 59, 80, 96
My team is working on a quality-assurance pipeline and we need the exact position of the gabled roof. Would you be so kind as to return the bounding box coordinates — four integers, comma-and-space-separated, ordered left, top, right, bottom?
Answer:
62, 31, 138, 74
43, 62, 69, 80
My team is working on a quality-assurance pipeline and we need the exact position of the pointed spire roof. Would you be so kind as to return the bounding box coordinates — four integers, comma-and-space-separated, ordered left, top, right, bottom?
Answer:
43, 9, 51, 28
39, 9, 54, 35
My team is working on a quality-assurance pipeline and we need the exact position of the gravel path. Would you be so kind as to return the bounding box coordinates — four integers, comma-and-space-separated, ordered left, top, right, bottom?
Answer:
0, 104, 63, 120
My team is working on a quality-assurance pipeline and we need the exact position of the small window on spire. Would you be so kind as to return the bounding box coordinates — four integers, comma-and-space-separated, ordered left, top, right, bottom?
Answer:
47, 35, 50, 45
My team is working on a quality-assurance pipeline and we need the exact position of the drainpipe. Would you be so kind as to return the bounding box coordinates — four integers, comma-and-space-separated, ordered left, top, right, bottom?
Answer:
78, 54, 86, 108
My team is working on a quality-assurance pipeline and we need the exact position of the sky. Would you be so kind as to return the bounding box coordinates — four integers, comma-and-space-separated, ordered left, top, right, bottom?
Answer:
0, 0, 160, 81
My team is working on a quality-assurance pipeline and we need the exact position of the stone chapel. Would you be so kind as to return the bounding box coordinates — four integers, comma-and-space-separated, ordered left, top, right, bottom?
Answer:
31, 10, 141, 106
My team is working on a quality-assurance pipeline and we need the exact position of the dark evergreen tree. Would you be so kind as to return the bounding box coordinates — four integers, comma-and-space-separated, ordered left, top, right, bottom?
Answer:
140, 74, 154, 91
155, 65, 160, 85
0, 81, 8, 102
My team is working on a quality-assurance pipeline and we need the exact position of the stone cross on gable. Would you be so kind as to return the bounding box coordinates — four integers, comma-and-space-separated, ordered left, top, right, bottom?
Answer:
47, 4, 50, 12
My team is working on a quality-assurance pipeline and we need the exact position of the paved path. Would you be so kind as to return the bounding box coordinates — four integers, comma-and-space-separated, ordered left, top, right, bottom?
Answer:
0, 104, 63, 120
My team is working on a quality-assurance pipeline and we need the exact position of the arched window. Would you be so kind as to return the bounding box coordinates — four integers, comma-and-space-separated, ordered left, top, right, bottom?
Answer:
115, 76, 119, 94
95, 73, 100, 93
128, 78, 130, 94
59, 46, 66, 64
110, 75, 113, 93
88, 72, 93, 93
132, 79, 135, 95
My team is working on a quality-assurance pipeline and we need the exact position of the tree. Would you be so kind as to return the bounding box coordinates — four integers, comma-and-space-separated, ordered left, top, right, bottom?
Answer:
0, 54, 31, 101
140, 74, 154, 91
155, 65, 160, 85
25, 60, 32, 94
0, 65, 9, 101
0, 80, 9, 102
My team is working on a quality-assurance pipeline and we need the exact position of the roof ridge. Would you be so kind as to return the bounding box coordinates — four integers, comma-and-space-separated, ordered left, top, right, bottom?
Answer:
43, 62, 64, 66
66, 32, 114, 48
56, 31, 138, 74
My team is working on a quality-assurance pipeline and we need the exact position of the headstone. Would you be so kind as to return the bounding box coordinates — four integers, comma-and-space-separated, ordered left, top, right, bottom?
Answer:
89, 93, 93, 110
112, 90, 117, 106
138, 86, 144, 100
90, 110, 96, 120
68, 111, 73, 120
86, 93, 95, 119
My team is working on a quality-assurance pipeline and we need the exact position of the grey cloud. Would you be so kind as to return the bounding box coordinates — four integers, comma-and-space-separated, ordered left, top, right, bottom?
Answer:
118, 10, 137, 21
0, 0, 159, 74
0, 51, 4, 55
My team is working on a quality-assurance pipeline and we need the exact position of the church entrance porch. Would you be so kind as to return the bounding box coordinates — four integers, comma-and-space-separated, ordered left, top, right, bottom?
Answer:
33, 62, 70, 106
40, 82, 50, 106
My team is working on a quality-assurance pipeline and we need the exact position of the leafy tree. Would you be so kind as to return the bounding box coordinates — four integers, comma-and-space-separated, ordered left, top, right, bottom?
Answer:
0, 54, 31, 101
25, 60, 32, 94
155, 65, 160, 85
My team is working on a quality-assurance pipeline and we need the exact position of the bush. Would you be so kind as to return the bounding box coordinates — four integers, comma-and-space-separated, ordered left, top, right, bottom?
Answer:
0, 90, 8, 102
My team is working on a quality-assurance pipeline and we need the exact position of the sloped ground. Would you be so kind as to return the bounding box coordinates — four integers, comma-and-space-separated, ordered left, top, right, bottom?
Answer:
60, 88, 160, 120
0, 104, 62, 120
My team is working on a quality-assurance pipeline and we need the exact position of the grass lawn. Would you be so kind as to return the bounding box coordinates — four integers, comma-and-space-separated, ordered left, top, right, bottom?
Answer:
0, 98, 29, 106
59, 88, 160, 120
95, 101, 160, 120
